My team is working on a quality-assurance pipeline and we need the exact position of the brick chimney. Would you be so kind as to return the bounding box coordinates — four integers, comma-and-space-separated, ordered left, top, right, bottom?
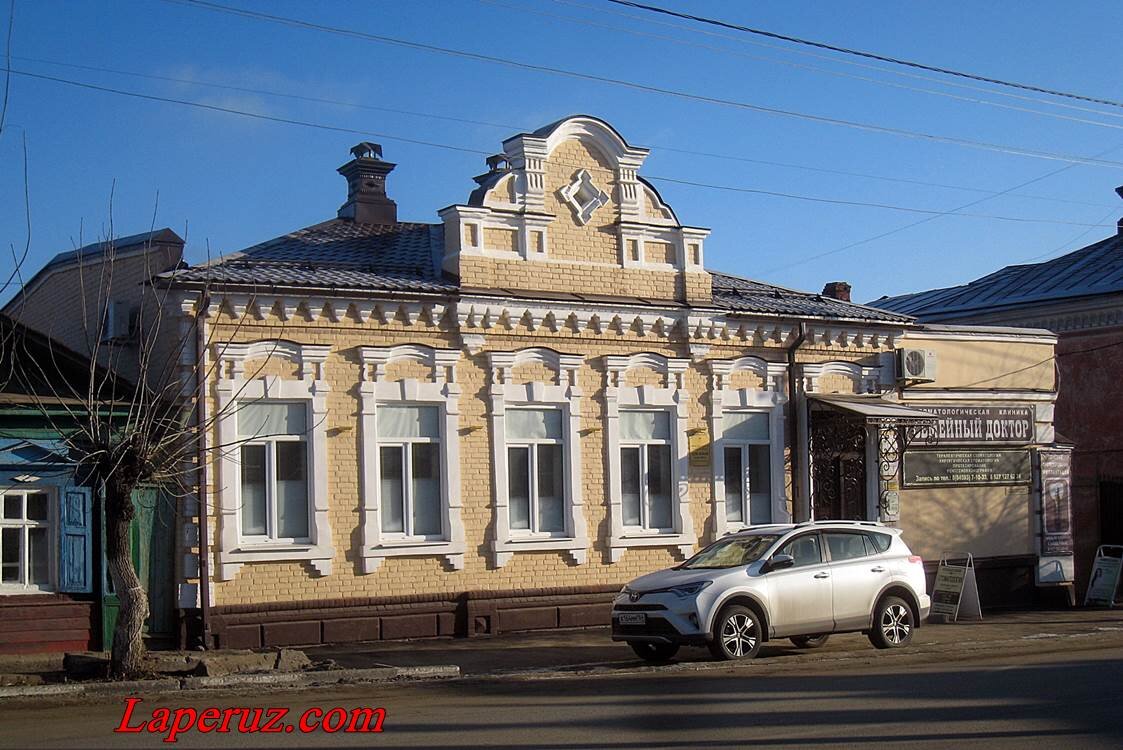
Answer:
338, 142, 397, 225
822, 281, 852, 302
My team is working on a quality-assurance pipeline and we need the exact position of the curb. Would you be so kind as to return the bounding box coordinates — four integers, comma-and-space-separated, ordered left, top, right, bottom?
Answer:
0, 665, 458, 701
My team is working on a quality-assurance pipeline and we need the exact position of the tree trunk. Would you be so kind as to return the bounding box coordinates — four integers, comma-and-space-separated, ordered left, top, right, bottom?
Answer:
105, 489, 148, 679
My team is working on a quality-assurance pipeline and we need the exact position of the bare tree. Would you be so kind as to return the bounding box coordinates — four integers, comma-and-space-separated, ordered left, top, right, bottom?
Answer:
5, 199, 287, 678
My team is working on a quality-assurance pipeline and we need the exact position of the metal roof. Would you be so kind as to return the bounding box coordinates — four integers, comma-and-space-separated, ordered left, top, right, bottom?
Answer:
166, 219, 913, 324
870, 232, 1123, 320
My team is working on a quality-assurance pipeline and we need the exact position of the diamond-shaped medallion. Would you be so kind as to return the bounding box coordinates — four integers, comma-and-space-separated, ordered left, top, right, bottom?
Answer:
560, 169, 610, 225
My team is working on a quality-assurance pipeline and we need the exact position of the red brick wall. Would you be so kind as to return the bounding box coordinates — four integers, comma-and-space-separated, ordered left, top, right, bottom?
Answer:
1055, 325, 1123, 593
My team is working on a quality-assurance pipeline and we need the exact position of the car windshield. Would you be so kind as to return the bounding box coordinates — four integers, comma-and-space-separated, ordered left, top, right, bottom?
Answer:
679, 534, 781, 569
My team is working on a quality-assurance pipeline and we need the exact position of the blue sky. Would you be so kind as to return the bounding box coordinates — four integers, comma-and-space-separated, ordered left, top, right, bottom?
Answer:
2, 0, 1122, 306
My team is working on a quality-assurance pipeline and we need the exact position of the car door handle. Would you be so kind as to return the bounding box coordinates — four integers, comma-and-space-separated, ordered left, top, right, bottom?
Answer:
871, 566, 885, 573
814, 572, 830, 579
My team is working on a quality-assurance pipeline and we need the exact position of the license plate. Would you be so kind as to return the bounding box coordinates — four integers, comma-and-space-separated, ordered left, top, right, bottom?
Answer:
617, 613, 646, 626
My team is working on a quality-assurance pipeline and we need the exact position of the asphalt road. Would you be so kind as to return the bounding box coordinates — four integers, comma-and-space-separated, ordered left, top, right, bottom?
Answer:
3, 638, 1123, 749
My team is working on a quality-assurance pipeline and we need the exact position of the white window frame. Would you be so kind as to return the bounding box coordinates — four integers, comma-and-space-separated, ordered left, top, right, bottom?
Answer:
619, 416, 675, 533
488, 348, 587, 567
235, 402, 312, 546
0, 486, 55, 593
605, 353, 694, 562
213, 340, 334, 580
709, 357, 789, 538
359, 345, 464, 573
374, 404, 444, 542
505, 411, 565, 536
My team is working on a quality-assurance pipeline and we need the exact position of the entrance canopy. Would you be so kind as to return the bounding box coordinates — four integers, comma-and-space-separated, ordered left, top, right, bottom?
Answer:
809, 395, 938, 428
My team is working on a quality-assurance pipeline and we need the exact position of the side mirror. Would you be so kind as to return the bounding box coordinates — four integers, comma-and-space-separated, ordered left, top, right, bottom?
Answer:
765, 554, 795, 573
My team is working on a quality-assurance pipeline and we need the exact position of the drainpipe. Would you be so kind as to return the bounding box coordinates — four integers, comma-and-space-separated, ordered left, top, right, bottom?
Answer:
195, 298, 212, 649
786, 322, 809, 522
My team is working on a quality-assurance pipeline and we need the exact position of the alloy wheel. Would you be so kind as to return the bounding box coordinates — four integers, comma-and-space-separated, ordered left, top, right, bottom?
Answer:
880, 603, 911, 644
721, 613, 758, 657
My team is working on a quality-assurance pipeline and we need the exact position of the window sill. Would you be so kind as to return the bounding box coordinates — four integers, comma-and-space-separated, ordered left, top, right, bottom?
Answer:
493, 536, 589, 567
219, 542, 335, 580
362, 539, 465, 574
609, 532, 694, 563
0, 586, 56, 596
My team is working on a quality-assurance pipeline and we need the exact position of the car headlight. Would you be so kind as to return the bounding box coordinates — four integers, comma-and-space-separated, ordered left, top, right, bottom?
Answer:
661, 581, 713, 598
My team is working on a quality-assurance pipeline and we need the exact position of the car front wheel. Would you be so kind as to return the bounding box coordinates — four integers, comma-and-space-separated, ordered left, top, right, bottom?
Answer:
708, 605, 763, 660
628, 641, 680, 662
869, 596, 915, 649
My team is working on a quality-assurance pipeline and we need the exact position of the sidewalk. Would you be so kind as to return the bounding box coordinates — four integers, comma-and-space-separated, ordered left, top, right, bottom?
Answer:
303, 608, 1123, 677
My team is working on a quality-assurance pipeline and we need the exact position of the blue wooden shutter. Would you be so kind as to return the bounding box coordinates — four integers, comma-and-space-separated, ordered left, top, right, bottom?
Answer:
59, 487, 92, 593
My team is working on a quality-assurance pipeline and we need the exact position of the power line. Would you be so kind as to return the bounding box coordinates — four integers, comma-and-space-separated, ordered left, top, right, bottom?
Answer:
158, 0, 1123, 169
10, 53, 1113, 210
0, 0, 14, 136
478, 0, 1123, 134
14, 67, 1115, 233
7, 69, 491, 155
605, 0, 1123, 110
558, 0, 1123, 124
646, 175, 1115, 228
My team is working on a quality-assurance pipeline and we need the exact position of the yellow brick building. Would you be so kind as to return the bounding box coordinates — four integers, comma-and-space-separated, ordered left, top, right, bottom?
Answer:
159, 117, 1071, 648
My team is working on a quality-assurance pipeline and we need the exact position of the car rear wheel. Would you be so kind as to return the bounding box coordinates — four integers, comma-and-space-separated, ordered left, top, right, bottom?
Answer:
790, 634, 830, 649
628, 641, 680, 662
708, 605, 763, 660
868, 596, 914, 649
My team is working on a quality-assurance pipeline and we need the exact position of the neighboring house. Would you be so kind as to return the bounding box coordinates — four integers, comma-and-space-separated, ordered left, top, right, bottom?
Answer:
872, 196, 1123, 598
0, 316, 178, 653
141, 116, 1073, 650
2, 229, 184, 385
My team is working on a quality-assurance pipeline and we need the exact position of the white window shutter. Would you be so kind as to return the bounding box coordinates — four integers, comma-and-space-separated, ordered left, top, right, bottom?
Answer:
59, 488, 92, 593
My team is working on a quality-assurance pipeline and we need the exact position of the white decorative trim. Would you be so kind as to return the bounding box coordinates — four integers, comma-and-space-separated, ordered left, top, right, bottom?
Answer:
801, 360, 883, 394
560, 169, 610, 226
358, 345, 465, 573
604, 352, 694, 562
460, 333, 486, 355
486, 348, 589, 566
707, 358, 790, 538
212, 340, 334, 581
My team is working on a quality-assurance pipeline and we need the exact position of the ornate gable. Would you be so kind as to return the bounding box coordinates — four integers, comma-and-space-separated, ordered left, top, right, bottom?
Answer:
440, 116, 711, 305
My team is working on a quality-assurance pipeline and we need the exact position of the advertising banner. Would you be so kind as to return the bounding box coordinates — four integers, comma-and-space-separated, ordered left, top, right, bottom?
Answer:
1085, 547, 1123, 607
1038, 449, 1074, 555
902, 450, 1031, 488
910, 405, 1035, 445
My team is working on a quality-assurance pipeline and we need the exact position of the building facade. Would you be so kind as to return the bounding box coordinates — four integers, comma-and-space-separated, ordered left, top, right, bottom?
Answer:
154, 117, 1069, 649
873, 203, 1123, 598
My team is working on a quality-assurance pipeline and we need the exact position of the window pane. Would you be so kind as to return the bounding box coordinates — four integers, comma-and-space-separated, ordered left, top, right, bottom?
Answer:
239, 444, 268, 536
723, 411, 770, 441
780, 534, 822, 567
28, 527, 49, 585
507, 408, 562, 441
238, 401, 306, 439
870, 532, 892, 553
380, 446, 405, 533
1, 528, 18, 582
826, 532, 869, 562
2, 495, 20, 519
508, 447, 531, 530
748, 445, 772, 525
377, 405, 439, 439
621, 410, 670, 441
621, 447, 642, 526
724, 447, 744, 523
411, 443, 442, 536
647, 444, 673, 530
26, 493, 48, 522
275, 442, 309, 539
537, 444, 565, 533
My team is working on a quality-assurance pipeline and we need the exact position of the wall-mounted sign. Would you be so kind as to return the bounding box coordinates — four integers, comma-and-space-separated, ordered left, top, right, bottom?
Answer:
1038, 449, 1074, 555
688, 431, 711, 470
911, 405, 1035, 445
902, 449, 1031, 488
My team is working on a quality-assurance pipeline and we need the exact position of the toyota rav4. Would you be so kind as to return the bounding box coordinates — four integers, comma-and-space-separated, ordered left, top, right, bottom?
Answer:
611, 521, 931, 661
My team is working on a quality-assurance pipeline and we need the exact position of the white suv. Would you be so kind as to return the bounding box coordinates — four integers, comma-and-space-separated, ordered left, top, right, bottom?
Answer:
611, 521, 931, 661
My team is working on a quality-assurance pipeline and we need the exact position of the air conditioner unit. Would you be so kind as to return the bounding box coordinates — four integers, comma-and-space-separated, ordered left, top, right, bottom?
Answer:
896, 348, 937, 383
101, 301, 138, 343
